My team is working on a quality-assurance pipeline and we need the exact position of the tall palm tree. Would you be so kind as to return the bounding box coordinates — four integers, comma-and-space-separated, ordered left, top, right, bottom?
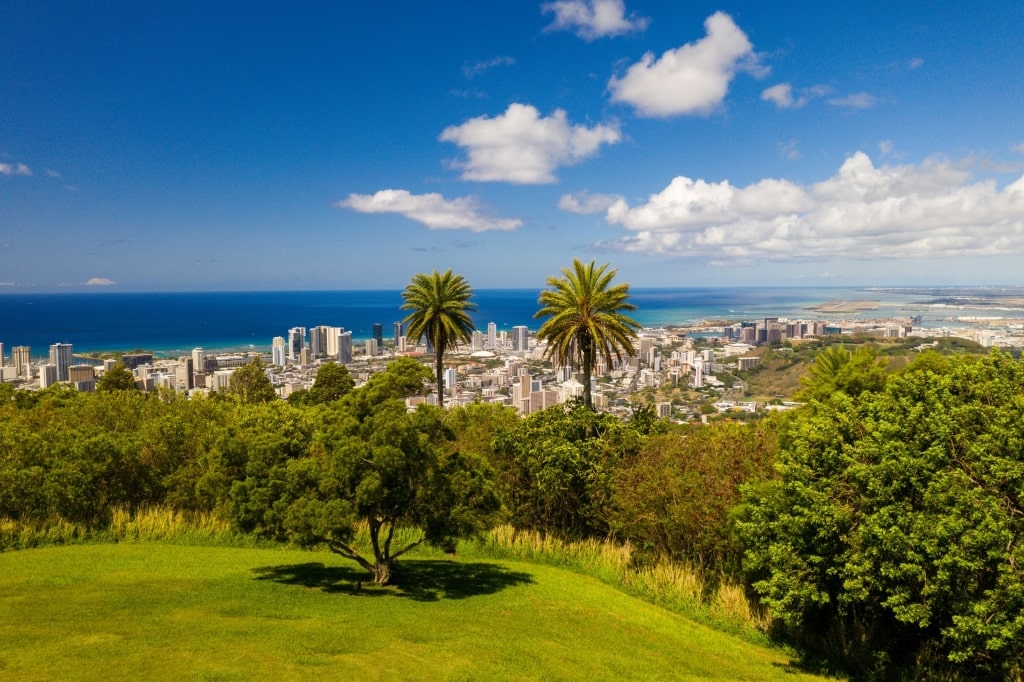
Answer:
401, 270, 476, 408
534, 259, 641, 410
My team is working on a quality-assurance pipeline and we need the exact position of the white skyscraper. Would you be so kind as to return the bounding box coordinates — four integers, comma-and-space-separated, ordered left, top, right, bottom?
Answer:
49, 343, 73, 382
487, 322, 497, 350
471, 330, 483, 351
366, 338, 379, 357
271, 337, 287, 367
191, 348, 206, 377
444, 367, 457, 396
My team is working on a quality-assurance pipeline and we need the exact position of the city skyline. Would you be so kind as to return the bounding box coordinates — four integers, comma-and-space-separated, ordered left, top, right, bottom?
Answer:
2, 2, 1023, 292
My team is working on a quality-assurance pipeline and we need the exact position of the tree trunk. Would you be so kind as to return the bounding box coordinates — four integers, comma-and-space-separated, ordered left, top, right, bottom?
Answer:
436, 344, 445, 408
372, 559, 393, 585
581, 333, 594, 410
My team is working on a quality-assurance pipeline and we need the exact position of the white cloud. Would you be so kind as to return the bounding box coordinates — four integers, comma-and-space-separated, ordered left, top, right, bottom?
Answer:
439, 103, 621, 184
542, 0, 649, 40
0, 162, 32, 176
761, 83, 795, 109
463, 56, 515, 79
45, 169, 63, 179
908, 57, 924, 70
596, 152, 1024, 263
762, 83, 830, 109
337, 189, 522, 232
558, 190, 622, 214
84, 277, 116, 286
828, 92, 878, 109
607, 12, 762, 117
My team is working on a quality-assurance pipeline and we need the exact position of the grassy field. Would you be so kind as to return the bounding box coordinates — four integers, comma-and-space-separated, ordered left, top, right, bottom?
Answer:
0, 543, 835, 681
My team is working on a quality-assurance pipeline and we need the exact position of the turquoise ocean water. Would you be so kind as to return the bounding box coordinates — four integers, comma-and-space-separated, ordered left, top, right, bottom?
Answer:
1, 287, 1020, 358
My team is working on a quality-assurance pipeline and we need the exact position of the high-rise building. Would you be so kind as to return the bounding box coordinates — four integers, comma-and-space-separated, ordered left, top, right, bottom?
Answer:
326, 327, 345, 357
192, 348, 206, 376
177, 356, 195, 390
309, 326, 331, 359
338, 331, 353, 363
365, 338, 378, 357
272, 336, 287, 367
444, 367, 457, 396
288, 327, 305, 361
393, 321, 403, 346
49, 343, 73, 382
471, 330, 483, 351
372, 323, 383, 348
39, 363, 58, 389
0, 342, 4, 367
512, 326, 528, 353
487, 322, 497, 350
12, 346, 30, 378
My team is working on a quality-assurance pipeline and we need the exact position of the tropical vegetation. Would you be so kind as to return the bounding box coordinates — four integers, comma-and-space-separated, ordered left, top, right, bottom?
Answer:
401, 269, 476, 407
535, 259, 641, 410
3, 264, 1024, 679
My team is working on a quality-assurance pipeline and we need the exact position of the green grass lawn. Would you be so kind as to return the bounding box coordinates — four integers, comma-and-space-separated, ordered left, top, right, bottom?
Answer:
0, 543, 833, 681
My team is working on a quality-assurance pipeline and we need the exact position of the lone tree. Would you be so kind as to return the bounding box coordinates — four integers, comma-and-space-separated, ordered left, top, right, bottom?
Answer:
401, 269, 476, 408
232, 359, 498, 585
228, 358, 276, 404
96, 362, 138, 392
308, 361, 355, 404
534, 259, 640, 410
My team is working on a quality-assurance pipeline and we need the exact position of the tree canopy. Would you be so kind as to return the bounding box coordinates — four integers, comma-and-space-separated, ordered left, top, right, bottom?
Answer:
96, 362, 139, 393
534, 259, 640, 410
401, 270, 476, 408
228, 358, 276, 404
231, 359, 498, 584
739, 351, 1024, 679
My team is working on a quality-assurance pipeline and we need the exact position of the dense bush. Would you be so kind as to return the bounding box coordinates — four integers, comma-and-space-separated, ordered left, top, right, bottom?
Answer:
610, 421, 776, 571
739, 351, 1024, 679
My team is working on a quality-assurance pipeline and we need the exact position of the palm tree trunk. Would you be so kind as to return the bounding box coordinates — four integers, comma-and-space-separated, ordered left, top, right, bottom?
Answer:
581, 334, 593, 410
436, 344, 445, 408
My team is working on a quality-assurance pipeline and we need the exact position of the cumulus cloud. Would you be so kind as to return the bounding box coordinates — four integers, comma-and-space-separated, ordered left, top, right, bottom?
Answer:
84, 278, 116, 286
0, 162, 32, 176
337, 189, 522, 232
592, 152, 1024, 263
828, 92, 878, 109
542, 0, 649, 40
558, 190, 622, 214
607, 11, 762, 117
439, 103, 621, 184
463, 56, 515, 79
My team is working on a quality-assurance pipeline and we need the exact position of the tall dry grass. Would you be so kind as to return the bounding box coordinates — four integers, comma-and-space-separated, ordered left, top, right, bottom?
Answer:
0, 507, 256, 551
474, 525, 770, 638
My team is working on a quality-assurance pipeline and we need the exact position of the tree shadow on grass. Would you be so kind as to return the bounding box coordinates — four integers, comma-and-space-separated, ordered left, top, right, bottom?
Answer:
252, 559, 534, 602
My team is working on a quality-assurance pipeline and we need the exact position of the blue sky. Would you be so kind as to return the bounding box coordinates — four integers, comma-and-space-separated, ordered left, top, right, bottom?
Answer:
2, 1, 1023, 292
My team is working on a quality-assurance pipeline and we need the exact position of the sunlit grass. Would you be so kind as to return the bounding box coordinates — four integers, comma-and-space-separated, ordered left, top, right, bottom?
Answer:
0, 543, 832, 681
469, 525, 771, 638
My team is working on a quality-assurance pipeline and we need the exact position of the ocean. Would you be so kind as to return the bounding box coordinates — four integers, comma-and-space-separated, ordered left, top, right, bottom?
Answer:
1, 287, 1021, 359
